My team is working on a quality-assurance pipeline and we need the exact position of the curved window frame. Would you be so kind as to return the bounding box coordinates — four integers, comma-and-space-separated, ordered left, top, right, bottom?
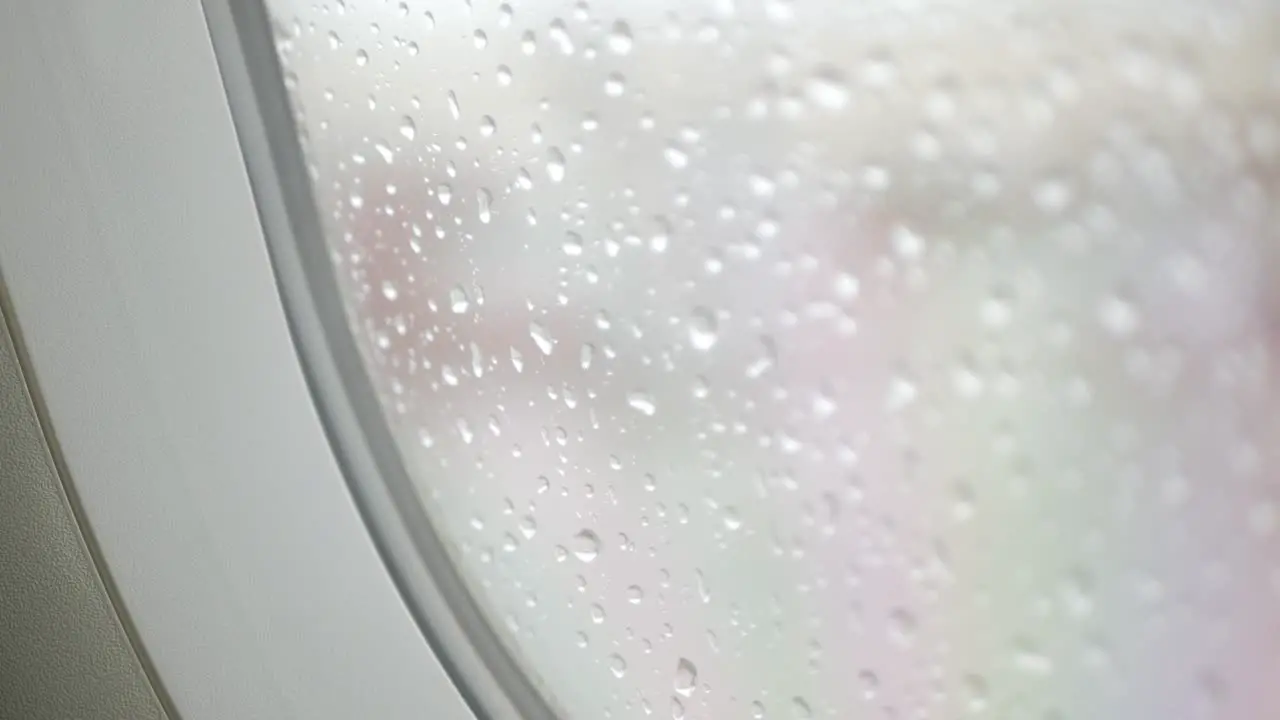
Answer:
203, 3, 556, 719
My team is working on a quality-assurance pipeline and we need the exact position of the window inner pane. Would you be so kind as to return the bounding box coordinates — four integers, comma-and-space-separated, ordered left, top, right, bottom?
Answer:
268, 2, 1280, 718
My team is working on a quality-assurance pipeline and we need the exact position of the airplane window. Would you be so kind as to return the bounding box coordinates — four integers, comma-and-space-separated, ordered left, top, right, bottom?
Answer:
265, 1, 1280, 718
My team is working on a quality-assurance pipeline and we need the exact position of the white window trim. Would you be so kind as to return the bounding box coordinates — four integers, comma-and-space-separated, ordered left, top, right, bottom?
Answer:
0, 2, 475, 718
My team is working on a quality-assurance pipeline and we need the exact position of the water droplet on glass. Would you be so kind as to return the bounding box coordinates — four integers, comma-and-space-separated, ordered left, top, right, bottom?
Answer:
888, 607, 917, 646
546, 148, 567, 183
664, 144, 690, 169
687, 308, 719, 350
549, 19, 574, 54
381, 280, 399, 301
563, 231, 585, 256
694, 571, 712, 605
450, 287, 470, 314
833, 271, 860, 301
417, 429, 435, 449
519, 30, 537, 54
446, 90, 461, 120
748, 173, 776, 198
673, 658, 698, 696
745, 336, 777, 378
963, 674, 989, 713
980, 291, 1012, 328
605, 73, 627, 97
609, 653, 628, 678
529, 322, 554, 356
891, 223, 925, 259
1033, 178, 1073, 214
1013, 637, 1054, 675
628, 391, 657, 416
441, 365, 460, 386
952, 481, 976, 521
399, 116, 416, 140
858, 669, 878, 700
572, 529, 600, 562
812, 386, 837, 418
518, 515, 537, 540
1097, 294, 1140, 337
477, 188, 493, 224
806, 66, 850, 110
790, 697, 812, 719
861, 51, 898, 88
608, 21, 633, 55
886, 374, 918, 412
722, 506, 742, 531
765, 0, 794, 23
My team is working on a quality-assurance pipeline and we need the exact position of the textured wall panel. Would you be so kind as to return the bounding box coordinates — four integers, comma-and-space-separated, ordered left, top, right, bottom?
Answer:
0, 289, 170, 720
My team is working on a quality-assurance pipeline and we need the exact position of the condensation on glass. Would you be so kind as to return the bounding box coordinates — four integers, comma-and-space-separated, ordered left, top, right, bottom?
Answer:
267, 1, 1280, 718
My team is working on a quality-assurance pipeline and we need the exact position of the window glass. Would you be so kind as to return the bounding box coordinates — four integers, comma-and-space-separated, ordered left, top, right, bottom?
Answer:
269, 2, 1280, 718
